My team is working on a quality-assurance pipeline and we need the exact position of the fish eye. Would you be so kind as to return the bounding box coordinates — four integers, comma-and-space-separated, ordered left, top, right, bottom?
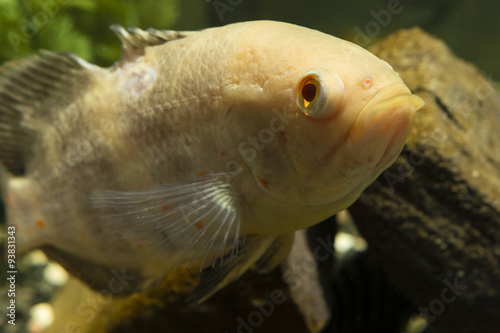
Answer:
296, 69, 345, 119
301, 81, 318, 106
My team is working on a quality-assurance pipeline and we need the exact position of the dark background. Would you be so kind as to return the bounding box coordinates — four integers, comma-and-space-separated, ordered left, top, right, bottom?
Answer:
1, 0, 499, 81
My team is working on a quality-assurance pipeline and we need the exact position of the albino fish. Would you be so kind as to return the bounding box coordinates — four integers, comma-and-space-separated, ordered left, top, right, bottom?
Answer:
0, 20, 424, 302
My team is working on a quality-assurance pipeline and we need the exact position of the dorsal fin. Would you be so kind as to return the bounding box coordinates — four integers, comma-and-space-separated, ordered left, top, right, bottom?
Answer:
111, 25, 199, 63
0, 51, 100, 174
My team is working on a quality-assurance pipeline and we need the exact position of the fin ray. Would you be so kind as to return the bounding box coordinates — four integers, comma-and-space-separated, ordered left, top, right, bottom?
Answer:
0, 51, 101, 174
91, 173, 243, 272
188, 235, 275, 304
111, 25, 199, 63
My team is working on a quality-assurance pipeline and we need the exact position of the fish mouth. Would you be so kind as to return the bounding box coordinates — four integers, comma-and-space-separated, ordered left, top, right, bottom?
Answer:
348, 86, 425, 144
298, 86, 424, 207
346, 86, 424, 174
339, 86, 424, 195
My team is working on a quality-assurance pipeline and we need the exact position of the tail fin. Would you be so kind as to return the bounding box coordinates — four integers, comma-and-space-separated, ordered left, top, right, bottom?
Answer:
0, 51, 93, 175
1, 48, 100, 255
0, 57, 37, 253
0, 59, 35, 176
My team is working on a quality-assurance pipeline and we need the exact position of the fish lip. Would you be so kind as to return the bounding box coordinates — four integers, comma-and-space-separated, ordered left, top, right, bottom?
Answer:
376, 113, 412, 169
300, 87, 424, 206
348, 84, 424, 143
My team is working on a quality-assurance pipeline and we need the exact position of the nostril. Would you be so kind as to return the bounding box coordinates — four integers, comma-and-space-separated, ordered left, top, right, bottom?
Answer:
362, 77, 372, 89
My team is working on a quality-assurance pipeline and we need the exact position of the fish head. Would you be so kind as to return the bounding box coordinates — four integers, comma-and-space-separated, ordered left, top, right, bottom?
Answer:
224, 21, 424, 215
285, 66, 425, 207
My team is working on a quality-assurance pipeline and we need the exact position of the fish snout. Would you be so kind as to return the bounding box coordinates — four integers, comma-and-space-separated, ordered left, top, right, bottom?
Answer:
344, 85, 425, 179
348, 87, 424, 144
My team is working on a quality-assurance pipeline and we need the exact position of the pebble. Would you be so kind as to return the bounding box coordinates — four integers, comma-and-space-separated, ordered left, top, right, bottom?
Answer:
28, 303, 54, 332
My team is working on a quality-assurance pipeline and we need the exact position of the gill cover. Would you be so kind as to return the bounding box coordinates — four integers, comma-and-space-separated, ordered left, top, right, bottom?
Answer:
225, 100, 298, 198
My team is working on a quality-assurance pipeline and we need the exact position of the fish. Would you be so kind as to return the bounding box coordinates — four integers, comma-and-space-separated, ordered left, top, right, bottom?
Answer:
0, 20, 424, 302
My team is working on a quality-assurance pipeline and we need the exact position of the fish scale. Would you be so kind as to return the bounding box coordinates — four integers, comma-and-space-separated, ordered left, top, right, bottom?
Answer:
0, 21, 424, 302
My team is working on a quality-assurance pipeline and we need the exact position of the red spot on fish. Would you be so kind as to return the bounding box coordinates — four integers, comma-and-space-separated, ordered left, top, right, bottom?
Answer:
256, 174, 269, 189
220, 151, 227, 156
162, 204, 171, 212
36, 220, 45, 228
279, 131, 287, 143
194, 220, 205, 230
136, 243, 144, 249
198, 171, 206, 176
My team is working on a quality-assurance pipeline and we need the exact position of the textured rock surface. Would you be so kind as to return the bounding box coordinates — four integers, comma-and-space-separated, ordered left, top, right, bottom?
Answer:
349, 28, 500, 333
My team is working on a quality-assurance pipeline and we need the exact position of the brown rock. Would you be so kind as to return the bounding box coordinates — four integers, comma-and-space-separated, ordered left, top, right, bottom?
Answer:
349, 28, 500, 332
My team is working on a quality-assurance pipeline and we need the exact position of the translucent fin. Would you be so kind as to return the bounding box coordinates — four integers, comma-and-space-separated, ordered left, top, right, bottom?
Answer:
0, 50, 101, 174
90, 173, 242, 271
188, 235, 275, 304
111, 25, 199, 63
253, 233, 295, 274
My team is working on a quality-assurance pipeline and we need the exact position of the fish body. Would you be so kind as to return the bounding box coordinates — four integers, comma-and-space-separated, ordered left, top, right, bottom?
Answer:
0, 21, 423, 301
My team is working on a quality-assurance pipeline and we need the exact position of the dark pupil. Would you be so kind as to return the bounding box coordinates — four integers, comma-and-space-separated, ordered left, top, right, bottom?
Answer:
302, 83, 317, 103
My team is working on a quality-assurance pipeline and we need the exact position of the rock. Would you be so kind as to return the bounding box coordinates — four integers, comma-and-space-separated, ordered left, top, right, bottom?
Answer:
348, 28, 500, 333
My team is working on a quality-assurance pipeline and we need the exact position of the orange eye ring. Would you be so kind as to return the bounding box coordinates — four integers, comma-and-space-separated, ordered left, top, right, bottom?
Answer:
298, 76, 319, 108
296, 69, 345, 119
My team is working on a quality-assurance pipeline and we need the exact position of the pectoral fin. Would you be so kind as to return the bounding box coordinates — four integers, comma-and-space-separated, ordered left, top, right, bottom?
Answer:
91, 173, 242, 271
188, 235, 275, 304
